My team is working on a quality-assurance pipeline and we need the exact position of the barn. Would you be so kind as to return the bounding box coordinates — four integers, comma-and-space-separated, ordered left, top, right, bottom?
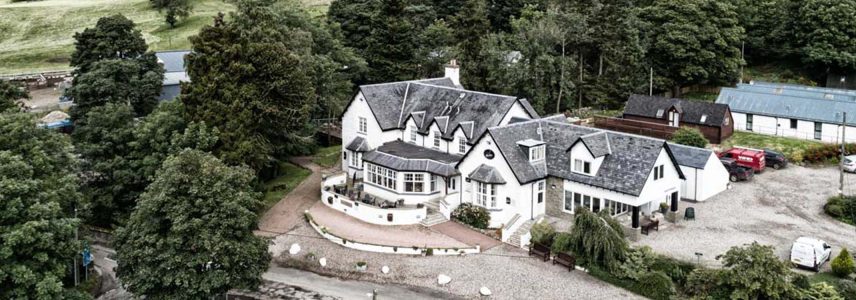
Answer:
668, 143, 729, 202
623, 95, 734, 144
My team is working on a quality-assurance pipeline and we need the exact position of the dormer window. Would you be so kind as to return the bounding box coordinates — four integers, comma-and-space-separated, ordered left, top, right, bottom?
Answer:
529, 145, 545, 162
668, 110, 680, 127
409, 126, 417, 143
573, 159, 591, 175
433, 131, 441, 148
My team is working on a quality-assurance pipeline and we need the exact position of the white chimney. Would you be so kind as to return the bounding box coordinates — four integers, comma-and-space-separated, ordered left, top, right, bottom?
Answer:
444, 59, 461, 87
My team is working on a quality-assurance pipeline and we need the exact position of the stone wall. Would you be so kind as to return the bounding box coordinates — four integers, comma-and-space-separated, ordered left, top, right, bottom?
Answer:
545, 176, 571, 222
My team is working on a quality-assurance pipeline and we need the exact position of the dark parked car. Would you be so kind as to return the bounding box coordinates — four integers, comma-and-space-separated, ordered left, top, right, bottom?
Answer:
721, 158, 754, 182
763, 148, 788, 170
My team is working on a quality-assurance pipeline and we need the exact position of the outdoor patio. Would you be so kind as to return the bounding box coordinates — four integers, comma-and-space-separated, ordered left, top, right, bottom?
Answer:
322, 172, 428, 226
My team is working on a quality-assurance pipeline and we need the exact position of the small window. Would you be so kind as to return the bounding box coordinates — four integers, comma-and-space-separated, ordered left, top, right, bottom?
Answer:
746, 114, 753, 131
458, 137, 467, 154
654, 164, 665, 180
656, 109, 665, 118
814, 122, 822, 140
433, 131, 441, 148
573, 159, 592, 175
700, 114, 707, 123
790, 119, 797, 129
536, 181, 545, 203
529, 145, 545, 162
409, 126, 418, 143
358, 117, 367, 134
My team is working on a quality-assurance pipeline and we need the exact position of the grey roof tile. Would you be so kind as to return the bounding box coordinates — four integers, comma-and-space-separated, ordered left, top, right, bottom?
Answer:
362, 141, 462, 177
577, 132, 611, 157
468, 164, 506, 184
625, 94, 729, 126
346, 136, 370, 152
667, 143, 712, 169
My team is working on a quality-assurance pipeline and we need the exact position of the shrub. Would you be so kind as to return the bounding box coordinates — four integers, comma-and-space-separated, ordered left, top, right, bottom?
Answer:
685, 268, 726, 298
792, 273, 812, 290
451, 203, 490, 229
670, 127, 709, 148
826, 196, 856, 224
650, 255, 697, 288
616, 246, 657, 281
633, 271, 676, 300
838, 280, 856, 300
803, 144, 856, 164
551, 232, 573, 254
568, 208, 628, 272
832, 248, 856, 278
529, 220, 555, 246
805, 282, 844, 300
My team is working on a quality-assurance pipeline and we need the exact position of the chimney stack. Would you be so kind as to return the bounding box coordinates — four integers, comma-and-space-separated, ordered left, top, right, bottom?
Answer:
444, 59, 461, 87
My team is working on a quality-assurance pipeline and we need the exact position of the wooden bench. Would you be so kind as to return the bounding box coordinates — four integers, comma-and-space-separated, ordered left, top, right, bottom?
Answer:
641, 219, 659, 235
529, 243, 551, 262
553, 252, 576, 271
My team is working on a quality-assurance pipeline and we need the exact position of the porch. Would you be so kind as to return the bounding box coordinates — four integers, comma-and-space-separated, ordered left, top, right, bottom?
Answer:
321, 172, 428, 226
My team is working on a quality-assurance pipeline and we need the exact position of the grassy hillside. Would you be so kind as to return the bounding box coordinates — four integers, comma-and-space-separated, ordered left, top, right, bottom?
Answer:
0, 0, 234, 74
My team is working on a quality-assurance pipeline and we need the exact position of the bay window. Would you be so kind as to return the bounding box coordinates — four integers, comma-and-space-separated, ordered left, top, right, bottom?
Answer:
476, 182, 496, 208
404, 173, 424, 192
367, 164, 396, 190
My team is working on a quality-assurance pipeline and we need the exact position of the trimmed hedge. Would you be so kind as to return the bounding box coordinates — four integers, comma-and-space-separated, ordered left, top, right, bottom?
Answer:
825, 196, 856, 225
588, 265, 675, 300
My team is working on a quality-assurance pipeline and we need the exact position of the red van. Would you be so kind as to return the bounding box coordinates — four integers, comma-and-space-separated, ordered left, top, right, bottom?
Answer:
717, 147, 766, 172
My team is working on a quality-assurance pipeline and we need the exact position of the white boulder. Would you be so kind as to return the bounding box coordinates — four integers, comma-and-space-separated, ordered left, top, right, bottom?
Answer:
479, 287, 492, 296
381, 266, 390, 274
319, 257, 327, 267
437, 274, 451, 285
288, 243, 301, 255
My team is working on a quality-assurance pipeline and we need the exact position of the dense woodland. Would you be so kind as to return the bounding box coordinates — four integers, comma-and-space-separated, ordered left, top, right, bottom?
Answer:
2, 0, 856, 298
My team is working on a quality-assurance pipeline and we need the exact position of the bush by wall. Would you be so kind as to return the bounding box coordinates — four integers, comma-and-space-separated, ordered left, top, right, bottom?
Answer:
451, 203, 490, 229
670, 127, 709, 148
832, 248, 855, 278
529, 220, 555, 246
551, 232, 572, 254
825, 196, 856, 225
634, 271, 676, 300
803, 144, 856, 164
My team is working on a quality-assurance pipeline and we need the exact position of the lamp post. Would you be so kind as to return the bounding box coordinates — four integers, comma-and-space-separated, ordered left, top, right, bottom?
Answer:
694, 252, 703, 266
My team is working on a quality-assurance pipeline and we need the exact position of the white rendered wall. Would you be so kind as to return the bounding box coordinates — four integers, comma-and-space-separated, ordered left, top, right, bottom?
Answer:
680, 166, 698, 201
731, 112, 856, 143
696, 153, 730, 201
636, 148, 683, 213
568, 142, 606, 175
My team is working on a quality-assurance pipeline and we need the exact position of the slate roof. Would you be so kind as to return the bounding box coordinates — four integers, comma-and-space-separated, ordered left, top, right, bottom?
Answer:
155, 50, 190, 73
750, 81, 856, 96
576, 132, 612, 157
482, 119, 684, 196
624, 94, 730, 127
667, 143, 712, 169
155, 50, 191, 101
357, 78, 538, 143
468, 164, 507, 184
346, 136, 370, 152
716, 87, 856, 125
362, 140, 461, 177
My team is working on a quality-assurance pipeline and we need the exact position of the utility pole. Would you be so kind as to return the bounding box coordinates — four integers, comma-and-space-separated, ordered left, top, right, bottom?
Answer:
841, 112, 847, 196
649, 67, 653, 96
73, 207, 78, 286
578, 55, 583, 109
739, 41, 745, 84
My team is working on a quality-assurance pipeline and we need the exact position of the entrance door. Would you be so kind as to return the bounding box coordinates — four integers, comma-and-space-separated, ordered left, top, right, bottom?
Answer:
670, 191, 679, 212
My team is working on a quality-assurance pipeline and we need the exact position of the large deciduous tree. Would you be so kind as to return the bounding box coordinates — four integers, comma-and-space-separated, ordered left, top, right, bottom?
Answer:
70, 14, 149, 74
150, 0, 193, 28
114, 150, 270, 299
68, 58, 164, 120
0, 79, 29, 112
72, 103, 137, 227
568, 208, 628, 272
0, 113, 82, 299
795, 0, 856, 74
643, 0, 743, 97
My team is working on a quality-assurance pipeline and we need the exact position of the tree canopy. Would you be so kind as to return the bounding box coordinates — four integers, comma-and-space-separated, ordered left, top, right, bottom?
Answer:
150, 0, 193, 28
114, 150, 270, 299
363, 0, 418, 82
0, 80, 29, 112
0, 113, 82, 299
68, 58, 164, 120
70, 14, 149, 74
795, 0, 856, 74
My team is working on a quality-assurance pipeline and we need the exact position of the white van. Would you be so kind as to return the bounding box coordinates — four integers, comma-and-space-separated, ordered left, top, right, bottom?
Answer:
790, 237, 832, 271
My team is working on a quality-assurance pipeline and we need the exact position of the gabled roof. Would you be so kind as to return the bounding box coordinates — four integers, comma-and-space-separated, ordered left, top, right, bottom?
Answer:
571, 132, 611, 157
468, 164, 506, 184
346, 136, 370, 152
625, 94, 729, 127
668, 143, 713, 169
716, 88, 856, 125
362, 140, 462, 177
355, 78, 538, 144
484, 118, 684, 196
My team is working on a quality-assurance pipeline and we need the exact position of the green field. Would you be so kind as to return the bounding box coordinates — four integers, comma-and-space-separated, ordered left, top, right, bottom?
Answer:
312, 145, 341, 168
0, 0, 330, 75
262, 161, 311, 212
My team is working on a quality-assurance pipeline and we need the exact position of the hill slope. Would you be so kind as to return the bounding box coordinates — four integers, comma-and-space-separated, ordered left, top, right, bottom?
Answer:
0, 0, 235, 74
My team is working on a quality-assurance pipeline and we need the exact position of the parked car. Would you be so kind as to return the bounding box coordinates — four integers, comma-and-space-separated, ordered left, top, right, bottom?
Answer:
844, 155, 856, 173
720, 158, 754, 182
718, 147, 766, 172
763, 149, 788, 170
790, 237, 832, 272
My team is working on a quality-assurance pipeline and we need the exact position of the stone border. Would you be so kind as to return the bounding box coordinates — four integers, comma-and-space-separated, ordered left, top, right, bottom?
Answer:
304, 212, 480, 256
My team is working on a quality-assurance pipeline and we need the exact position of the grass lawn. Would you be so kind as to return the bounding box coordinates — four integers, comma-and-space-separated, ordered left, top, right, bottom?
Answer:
744, 64, 817, 86
721, 131, 823, 162
261, 161, 311, 212
0, 0, 331, 74
313, 145, 341, 168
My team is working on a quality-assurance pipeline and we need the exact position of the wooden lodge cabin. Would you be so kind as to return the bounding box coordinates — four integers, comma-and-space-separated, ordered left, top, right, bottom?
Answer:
618, 95, 734, 144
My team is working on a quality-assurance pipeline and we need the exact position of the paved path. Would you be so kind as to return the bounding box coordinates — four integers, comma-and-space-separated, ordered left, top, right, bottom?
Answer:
263, 266, 461, 300
258, 157, 321, 236
430, 221, 502, 250
308, 201, 468, 248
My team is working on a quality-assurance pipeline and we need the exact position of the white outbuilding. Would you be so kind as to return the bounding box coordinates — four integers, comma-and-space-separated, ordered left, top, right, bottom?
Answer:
668, 143, 729, 202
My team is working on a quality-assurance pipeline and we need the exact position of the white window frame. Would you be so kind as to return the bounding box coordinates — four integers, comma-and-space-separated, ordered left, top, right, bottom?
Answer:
564, 191, 604, 213
814, 122, 822, 140
536, 181, 545, 204
367, 164, 396, 190
476, 182, 496, 208
458, 137, 467, 154
430, 175, 438, 192
404, 173, 424, 193
349, 152, 361, 168
530, 145, 545, 162
409, 126, 418, 143
573, 159, 591, 175
746, 114, 753, 131
433, 131, 441, 148
669, 111, 680, 127
653, 164, 665, 180
358, 117, 368, 134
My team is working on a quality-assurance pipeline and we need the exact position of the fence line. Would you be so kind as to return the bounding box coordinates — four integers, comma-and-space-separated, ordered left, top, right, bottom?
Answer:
732, 122, 851, 143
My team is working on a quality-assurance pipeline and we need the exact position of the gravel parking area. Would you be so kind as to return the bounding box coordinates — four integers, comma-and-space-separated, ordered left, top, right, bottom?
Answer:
636, 165, 856, 268
271, 224, 643, 300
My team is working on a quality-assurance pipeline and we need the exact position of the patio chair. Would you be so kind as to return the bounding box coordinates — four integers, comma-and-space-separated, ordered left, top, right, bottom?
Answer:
684, 207, 695, 221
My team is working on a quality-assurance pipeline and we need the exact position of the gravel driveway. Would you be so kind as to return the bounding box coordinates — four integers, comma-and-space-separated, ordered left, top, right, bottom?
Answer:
636, 165, 856, 268
272, 224, 643, 300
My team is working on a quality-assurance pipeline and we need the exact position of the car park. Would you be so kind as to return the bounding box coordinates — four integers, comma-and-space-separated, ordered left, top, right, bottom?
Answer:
844, 155, 856, 173
718, 147, 766, 173
763, 148, 788, 170
720, 158, 754, 182
790, 237, 832, 271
